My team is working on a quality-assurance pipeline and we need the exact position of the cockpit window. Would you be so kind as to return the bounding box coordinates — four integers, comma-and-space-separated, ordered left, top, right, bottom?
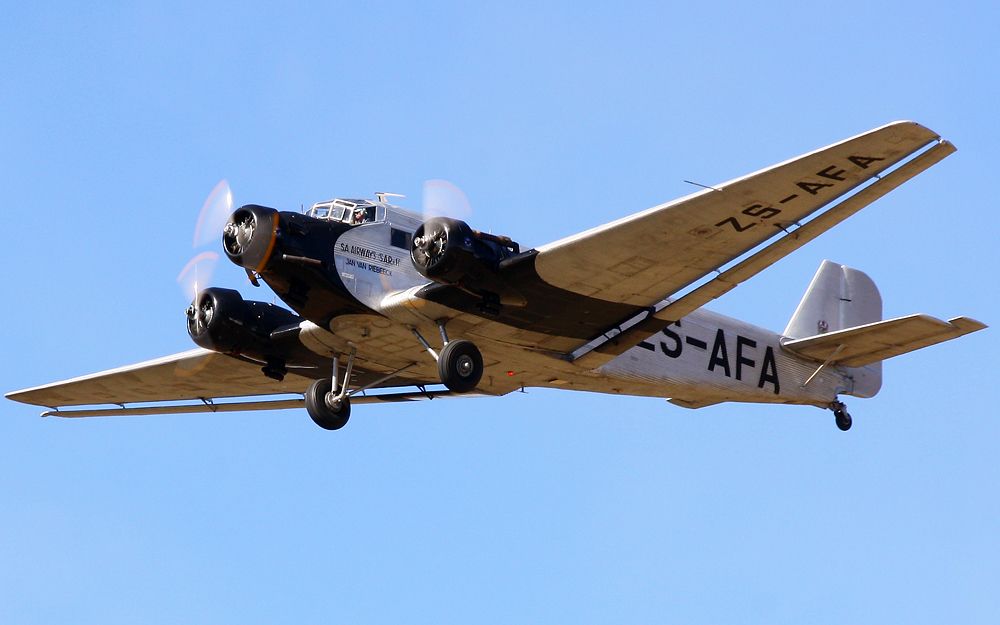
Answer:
308, 204, 345, 220
349, 205, 376, 225
308, 198, 379, 225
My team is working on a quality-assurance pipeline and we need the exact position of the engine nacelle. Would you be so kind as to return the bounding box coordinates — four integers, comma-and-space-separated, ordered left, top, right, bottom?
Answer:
223, 204, 280, 272
186, 287, 301, 358
410, 217, 520, 300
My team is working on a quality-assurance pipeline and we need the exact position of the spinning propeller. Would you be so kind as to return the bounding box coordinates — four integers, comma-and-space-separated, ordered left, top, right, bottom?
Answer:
421, 178, 473, 221
177, 179, 232, 302
414, 179, 475, 270
178, 178, 475, 330
178, 179, 257, 336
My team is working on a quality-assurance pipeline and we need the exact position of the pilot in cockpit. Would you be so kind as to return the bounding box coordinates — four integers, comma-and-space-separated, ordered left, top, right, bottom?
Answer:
351, 206, 375, 225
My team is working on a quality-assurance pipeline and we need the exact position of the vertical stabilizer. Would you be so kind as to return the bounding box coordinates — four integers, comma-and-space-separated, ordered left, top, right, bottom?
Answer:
784, 261, 883, 397
784, 260, 882, 338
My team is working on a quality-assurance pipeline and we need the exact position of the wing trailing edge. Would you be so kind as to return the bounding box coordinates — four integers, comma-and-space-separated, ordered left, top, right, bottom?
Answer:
38, 390, 496, 418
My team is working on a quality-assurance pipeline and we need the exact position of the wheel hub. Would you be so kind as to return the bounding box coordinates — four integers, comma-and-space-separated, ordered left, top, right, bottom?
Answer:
325, 393, 343, 412
456, 354, 475, 377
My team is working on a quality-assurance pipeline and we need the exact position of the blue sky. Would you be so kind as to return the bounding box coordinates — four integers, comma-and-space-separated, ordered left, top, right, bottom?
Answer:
2, 2, 997, 623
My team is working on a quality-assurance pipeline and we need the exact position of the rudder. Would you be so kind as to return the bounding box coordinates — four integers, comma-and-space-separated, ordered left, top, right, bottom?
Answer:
784, 260, 882, 397
784, 260, 882, 338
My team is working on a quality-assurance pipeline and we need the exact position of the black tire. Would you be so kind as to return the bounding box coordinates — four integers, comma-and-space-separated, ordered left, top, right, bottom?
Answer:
835, 409, 852, 432
438, 339, 483, 393
305, 378, 351, 430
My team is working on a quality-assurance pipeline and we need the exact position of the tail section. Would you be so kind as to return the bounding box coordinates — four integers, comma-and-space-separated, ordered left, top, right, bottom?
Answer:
783, 260, 882, 339
782, 260, 986, 398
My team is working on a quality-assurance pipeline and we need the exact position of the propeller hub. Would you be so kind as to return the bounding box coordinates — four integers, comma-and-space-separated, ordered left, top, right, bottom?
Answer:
223, 205, 280, 272
186, 292, 216, 340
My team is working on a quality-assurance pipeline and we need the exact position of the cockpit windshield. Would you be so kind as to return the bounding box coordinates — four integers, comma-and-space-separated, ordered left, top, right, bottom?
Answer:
307, 198, 377, 225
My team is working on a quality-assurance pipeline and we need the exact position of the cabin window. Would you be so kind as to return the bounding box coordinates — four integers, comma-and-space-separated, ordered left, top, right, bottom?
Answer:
390, 228, 412, 250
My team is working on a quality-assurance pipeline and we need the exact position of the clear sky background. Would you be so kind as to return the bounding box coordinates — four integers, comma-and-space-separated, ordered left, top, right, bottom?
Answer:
2, 2, 997, 623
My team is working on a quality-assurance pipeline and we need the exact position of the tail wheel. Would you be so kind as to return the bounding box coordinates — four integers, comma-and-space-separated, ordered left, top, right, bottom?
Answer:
438, 339, 483, 393
834, 408, 852, 431
305, 378, 351, 430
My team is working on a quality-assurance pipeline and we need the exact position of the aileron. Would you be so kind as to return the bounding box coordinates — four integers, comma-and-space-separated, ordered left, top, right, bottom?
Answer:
40, 389, 496, 418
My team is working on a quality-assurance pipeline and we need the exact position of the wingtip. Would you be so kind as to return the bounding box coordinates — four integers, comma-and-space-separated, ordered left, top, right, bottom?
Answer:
880, 119, 941, 142
6, 387, 47, 407
948, 316, 988, 333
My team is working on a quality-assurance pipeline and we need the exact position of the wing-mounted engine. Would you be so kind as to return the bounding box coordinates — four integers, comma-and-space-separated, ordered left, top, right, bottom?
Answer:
186, 287, 303, 380
410, 217, 525, 312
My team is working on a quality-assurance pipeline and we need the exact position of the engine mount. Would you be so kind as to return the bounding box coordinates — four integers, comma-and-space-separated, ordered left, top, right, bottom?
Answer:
186, 287, 302, 361
410, 217, 523, 307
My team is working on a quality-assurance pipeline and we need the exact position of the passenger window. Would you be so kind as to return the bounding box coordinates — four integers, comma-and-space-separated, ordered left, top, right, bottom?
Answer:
390, 228, 412, 249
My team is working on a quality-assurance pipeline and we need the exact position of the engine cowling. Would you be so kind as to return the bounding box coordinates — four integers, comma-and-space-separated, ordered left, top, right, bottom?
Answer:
410, 217, 520, 297
186, 287, 301, 358
223, 204, 280, 272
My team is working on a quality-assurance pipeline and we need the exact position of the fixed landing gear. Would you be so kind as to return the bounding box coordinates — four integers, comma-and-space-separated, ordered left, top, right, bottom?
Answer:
831, 400, 852, 431
411, 323, 484, 394
305, 348, 356, 430
304, 321, 485, 430
438, 339, 483, 392
305, 378, 351, 430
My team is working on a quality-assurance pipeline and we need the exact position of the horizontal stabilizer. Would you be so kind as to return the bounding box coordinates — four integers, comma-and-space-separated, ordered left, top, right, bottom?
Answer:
780, 314, 986, 367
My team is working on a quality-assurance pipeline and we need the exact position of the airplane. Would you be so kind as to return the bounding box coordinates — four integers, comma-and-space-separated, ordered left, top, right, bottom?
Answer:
6, 121, 986, 432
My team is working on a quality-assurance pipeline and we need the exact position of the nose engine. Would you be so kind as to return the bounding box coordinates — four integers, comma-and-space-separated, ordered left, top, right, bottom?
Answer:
223, 205, 279, 272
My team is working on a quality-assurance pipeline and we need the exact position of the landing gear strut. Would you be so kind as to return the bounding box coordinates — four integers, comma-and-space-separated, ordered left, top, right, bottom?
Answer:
305, 348, 356, 430
411, 322, 484, 393
304, 349, 419, 430
831, 400, 852, 431
305, 378, 351, 430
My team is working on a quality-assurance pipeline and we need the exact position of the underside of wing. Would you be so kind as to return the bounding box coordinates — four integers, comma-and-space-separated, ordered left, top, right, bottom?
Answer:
37, 389, 496, 418
6, 348, 428, 412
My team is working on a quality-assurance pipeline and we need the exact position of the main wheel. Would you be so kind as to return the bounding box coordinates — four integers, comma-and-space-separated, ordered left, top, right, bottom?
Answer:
835, 409, 852, 432
305, 378, 351, 430
438, 339, 483, 393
